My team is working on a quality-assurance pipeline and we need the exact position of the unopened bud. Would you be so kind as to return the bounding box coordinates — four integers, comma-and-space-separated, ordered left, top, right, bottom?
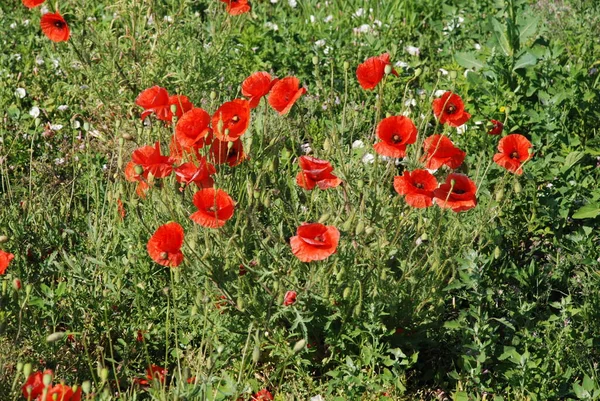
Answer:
81, 381, 91, 394
449, 70, 458, 80
46, 332, 66, 343
293, 339, 306, 353
210, 91, 217, 100
170, 104, 178, 114
495, 187, 505, 202
224, 128, 230, 137
0, 235, 7, 243
343, 61, 350, 70
384, 64, 393, 75
494, 246, 502, 259
23, 363, 32, 377
343, 287, 351, 300
122, 133, 134, 141
42, 372, 52, 386
513, 180, 522, 194
100, 367, 109, 381
312, 56, 319, 65
252, 345, 260, 363
13, 278, 22, 291
134, 165, 144, 175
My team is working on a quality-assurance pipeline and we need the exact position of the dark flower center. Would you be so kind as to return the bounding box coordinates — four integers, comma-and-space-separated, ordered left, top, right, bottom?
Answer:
510, 151, 519, 159
453, 188, 466, 195
160, 252, 168, 260
54, 21, 65, 29
314, 235, 325, 242
391, 134, 402, 143
415, 182, 424, 189
232, 115, 239, 122
207, 205, 217, 213
445, 104, 457, 114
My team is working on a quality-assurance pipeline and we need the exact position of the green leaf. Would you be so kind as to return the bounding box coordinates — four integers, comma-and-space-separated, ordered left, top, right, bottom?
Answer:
444, 320, 462, 330
513, 52, 537, 71
491, 18, 512, 56
455, 52, 486, 70
572, 204, 600, 219
582, 374, 595, 392
562, 151, 586, 173
454, 391, 469, 401
518, 15, 539, 44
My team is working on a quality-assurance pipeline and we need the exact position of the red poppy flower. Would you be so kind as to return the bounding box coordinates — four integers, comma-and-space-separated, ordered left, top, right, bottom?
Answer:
432, 91, 471, 127
433, 173, 477, 212
373, 115, 418, 158
146, 365, 167, 384
421, 134, 466, 170
136, 86, 170, 121
268, 76, 306, 115
147, 222, 184, 267
175, 108, 212, 149
493, 134, 532, 175
242, 72, 278, 108
131, 142, 173, 179
220, 0, 251, 15
356, 53, 398, 90
489, 119, 504, 135
21, 370, 52, 400
296, 156, 342, 190
39, 383, 82, 401
22, 0, 45, 8
212, 99, 251, 141
168, 95, 194, 120
0, 250, 14, 275
190, 188, 235, 228
125, 162, 151, 198
393, 169, 438, 208
209, 138, 246, 167
136, 330, 145, 342
175, 159, 216, 189
40, 12, 70, 43
290, 223, 340, 263
283, 291, 297, 306
252, 389, 274, 401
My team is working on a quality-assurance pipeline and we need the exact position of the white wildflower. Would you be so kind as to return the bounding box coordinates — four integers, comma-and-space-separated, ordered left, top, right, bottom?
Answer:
288, 0, 297, 7
35, 55, 44, 65
58, 105, 69, 111
10, 22, 17, 29
354, 8, 364, 17
362, 153, 375, 164
405, 46, 420, 56
15, 88, 26, 98
54, 158, 65, 165
456, 124, 467, 134
300, 143, 312, 154
352, 140, 365, 149
404, 98, 416, 107
265, 22, 279, 31
474, 43, 481, 50
324, 15, 333, 23
29, 107, 40, 118
315, 39, 326, 47
439, 68, 449, 76
434, 89, 446, 97
163, 15, 173, 23
50, 124, 63, 131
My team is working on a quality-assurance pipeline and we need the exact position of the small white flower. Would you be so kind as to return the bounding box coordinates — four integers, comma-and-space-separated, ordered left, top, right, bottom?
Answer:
355, 24, 371, 34
434, 89, 446, 97
163, 15, 173, 23
354, 8, 364, 17
35, 55, 44, 65
474, 120, 483, 126
404, 98, 416, 107
405, 46, 420, 56
23, 19, 30, 26
416, 88, 426, 96
288, 0, 297, 7
315, 39, 326, 47
352, 140, 365, 149
362, 153, 375, 164
310, 396, 325, 401
15, 88, 26, 98
300, 205, 308, 213
54, 158, 65, 165
474, 43, 481, 50
300, 142, 312, 154
323, 46, 332, 55
51, 58, 60, 68
50, 124, 63, 131
439, 68, 449, 76
29, 107, 40, 118
415, 237, 423, 246
147, 15, 154, 25
14, 54, 22, 61
324, 15, 333, 23
373, 19, 382, 27
87, 16, 97, 22
309, 15, 315, 23
265, 22, 279, 31
270, 0, 278, 3
402, 109, 411, 117
10, 22, 17, 29
58, 105, 69, 111
40, 4, 50, 14
395, 60, 408, 68
72, 120, 81, 129
456, 124, 467, 134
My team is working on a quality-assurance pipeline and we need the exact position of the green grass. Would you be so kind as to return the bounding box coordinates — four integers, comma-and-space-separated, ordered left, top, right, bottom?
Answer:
1, 0, 600, 400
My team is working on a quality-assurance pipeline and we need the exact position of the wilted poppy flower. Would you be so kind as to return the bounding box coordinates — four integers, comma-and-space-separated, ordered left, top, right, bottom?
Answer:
422, 134, 466, 170
117, 198, 126, 220
168, 95, 194, 119
296, 156, 342, 190
190, 188, 235, 228
493, 134, 532, 175
40, 12, 70, 43
220, 0, 251, 15
393, 169, 438, 208
40, 383, 81, 401
283, 291, 297, 306
136, 86, 171, 121
22, 370, 52, 400
489, 119, 504, 135
373, 115, 418, 158
242, 72, 278, 108
175, 160, 216, 189
147, 222, 184, 267
268, 76, 306, 115
0, 250, 14, 275
290, 223, 340, 263
175, 108, 212, 149
131, 142, 173, 179
22, 0, 45, 8
252, 389, 274, 401
356, 53, 398, 90
433, 173, 477, 212
209, 138, 246, 167
212, 99, 250, 141
432, 91, 471, 127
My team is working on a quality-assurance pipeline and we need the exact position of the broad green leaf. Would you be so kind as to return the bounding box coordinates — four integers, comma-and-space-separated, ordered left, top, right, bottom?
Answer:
518, 15, 539, 43
491, 18, 512, 56
562, 151, 586, 172
572, 204, 600, 219
513, 52, 537, 71
455, 52, 486, 70
454, 391, 469, 401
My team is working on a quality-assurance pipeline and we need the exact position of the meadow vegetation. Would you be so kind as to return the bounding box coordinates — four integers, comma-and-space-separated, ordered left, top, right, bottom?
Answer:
1, 0, 600, 399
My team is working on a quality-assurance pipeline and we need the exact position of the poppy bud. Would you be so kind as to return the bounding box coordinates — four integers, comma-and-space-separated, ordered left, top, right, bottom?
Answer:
355, 220, 365, 236
43, 372, 52, 386
323, 138, 332, 151
343, 61, 350, 70
23, 363, 32, 377
449, 70, 458, 80
0, 235, 7, 243
513, 180, 522, 193
122, 133, 134, 141
237, 296, 245, 311
384, 64, 393, 75
224, 128, 230, 137
380, 269, 387, 281
26, 284, 32, 296
100, 367, 109, 381
293, 339, 306, 353
217, 119, 224, 134
170, 104, 178, 114
13, 278, 21, 291
134, 165, 144, 175
342, 212, 355, 232
252, 345, 260, 363
342, 287, 351, 300
82, 381, 91, 394
494, 246, 502, 259
318, 213, 330, 223
46, 331, 66, 342
83, 122, 90, 131
210, 91, 217, 100
16, 362, 23, 373
364, 226, 375, 236
312, 56, 319, 65
283, 290, 297, 306
353, 304, 362, 317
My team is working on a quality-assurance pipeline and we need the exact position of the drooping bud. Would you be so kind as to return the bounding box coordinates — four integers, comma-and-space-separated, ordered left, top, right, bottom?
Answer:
293, 339, 306, 353
46, 332, 66, 343
384, 64, 393, 75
